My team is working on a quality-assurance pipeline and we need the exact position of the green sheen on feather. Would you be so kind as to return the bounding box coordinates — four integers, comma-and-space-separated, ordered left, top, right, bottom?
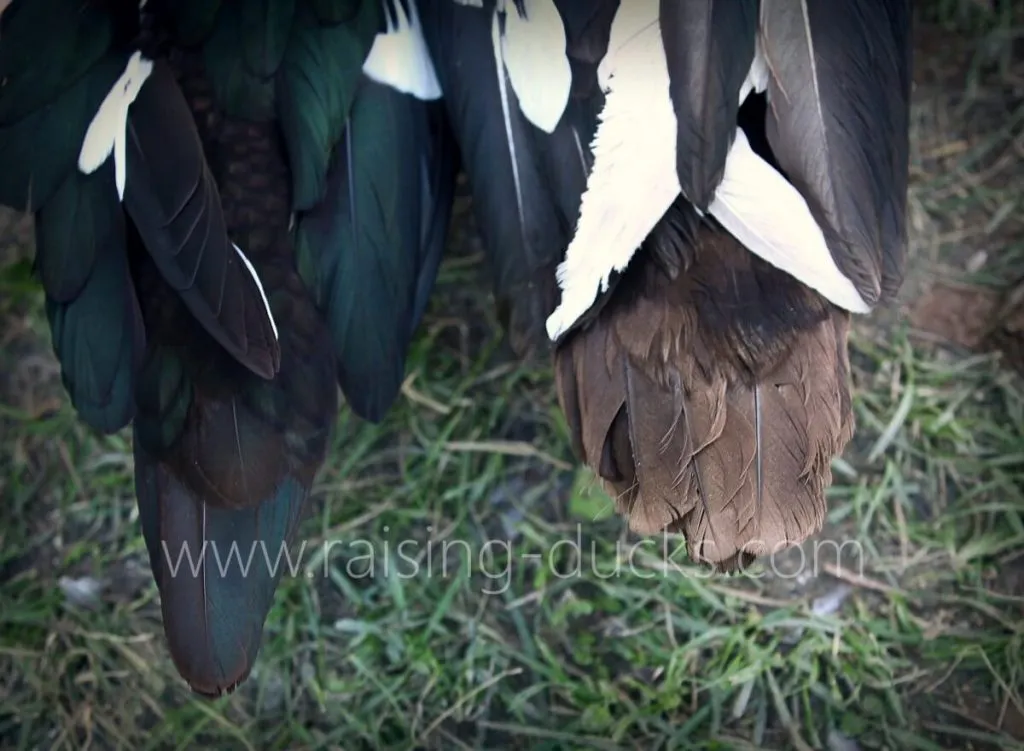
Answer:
135, 347, 194, 454
295, 80, 431, 420
277, 0, 382, 211
44, 197, 143, 436
35, 167, 124, 303
0, 0, 113, 125
0, 57, 127, 210
240, 0, 297, 78
203, 2, 278, 122
133, 439, 308, 695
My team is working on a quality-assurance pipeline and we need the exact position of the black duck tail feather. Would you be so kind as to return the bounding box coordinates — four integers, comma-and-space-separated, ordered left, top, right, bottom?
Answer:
296, 72, 456, 423
0, 6, 145, 434
0, 0, 437, 698
123, 60, 281, 381
758, 0, 912, 307
33, 160, 144, 433
131, 250, 338, 512
659, 0, 757, 210
419, 0, 605, 358
410, 103, 460, 335
419, 0, 556, 357
134, 436, 308, 697
131, 254, 337, 694
0, 0, 131, 211
555, 0, 619, 68
276, 0, 384, 211
0, 8, 146, 432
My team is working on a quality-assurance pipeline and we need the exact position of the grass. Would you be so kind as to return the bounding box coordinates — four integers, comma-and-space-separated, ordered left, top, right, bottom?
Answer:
2, 6, 1024, 750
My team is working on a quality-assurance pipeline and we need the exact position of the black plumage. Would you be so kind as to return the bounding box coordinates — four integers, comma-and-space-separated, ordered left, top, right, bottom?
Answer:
660, 0, 758, 210
0, 0, 457, 694
757, 0, 912, 305
418, 0, 616, 358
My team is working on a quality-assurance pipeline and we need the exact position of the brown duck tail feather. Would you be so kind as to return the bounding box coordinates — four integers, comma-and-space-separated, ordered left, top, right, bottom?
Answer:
554, 216, 855, 571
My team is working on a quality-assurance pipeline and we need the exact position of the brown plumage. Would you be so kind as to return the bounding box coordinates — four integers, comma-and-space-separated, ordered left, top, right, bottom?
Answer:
415, 0, 908, 572
555, 205, 855, 571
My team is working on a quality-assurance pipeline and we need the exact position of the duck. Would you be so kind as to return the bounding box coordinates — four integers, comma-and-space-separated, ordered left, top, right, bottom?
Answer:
419, 0, 911, 570
0, 0, 457, 695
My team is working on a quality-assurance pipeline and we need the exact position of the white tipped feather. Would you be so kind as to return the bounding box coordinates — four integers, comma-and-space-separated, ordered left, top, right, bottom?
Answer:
78, 50, 153, 201
363, 0, 442, 100
546, 1, 675, 341
708, 130, 871, 314
547, 5, 869, 340
478, 0, 572, 243
498, 0, 571, 133
713, 46, 868, 313
232, 243, 279, 341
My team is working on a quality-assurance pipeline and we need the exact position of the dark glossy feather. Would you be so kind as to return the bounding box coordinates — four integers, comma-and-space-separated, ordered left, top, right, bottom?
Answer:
134, 0, 437, 692
241, 0, 296, 78
130, 250, 337, 693
295, 75, 457, 421
276, 0, 382, 210
203, 2, 278, 121
167, 0, 381, 212
131, 250, 337, 514
0, 3, 146, 432
555, 0, 619, 67
127, 81, 339, 690
0, 0, 114, 127
35, 163, 123, 311
134, 438, 309, 696
0, 0, 448, 697
409, 103, 459, 331
418, 0, 606, 357
124, 61, 281, 381
759, 0, 912, 305
659, 0, 757, 209
40, 165, 144, 433
0, 54, 126, 211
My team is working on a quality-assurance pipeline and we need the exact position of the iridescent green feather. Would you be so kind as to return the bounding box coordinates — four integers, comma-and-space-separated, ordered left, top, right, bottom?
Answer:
295, 81, 456, 421
39, 165, 143, 434
277, 0, 383, 210
0, 1, 144, 433
0, 56, 126, 211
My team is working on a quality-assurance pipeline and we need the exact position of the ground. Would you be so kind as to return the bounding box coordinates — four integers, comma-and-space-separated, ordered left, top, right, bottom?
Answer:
1, 5, 1023, 750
